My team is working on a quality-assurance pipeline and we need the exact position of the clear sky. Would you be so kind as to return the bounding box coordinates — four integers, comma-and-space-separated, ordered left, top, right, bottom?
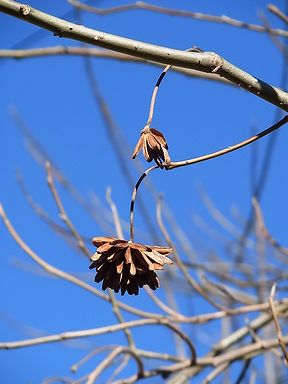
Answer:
0, 0, 287, 383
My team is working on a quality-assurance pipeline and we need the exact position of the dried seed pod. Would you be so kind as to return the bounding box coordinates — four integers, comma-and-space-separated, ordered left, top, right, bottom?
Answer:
89, 236, 173, 295
132, 127, 171, 167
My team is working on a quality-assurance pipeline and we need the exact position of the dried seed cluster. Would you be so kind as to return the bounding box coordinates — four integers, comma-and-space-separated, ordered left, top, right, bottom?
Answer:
132, 127, 170, 167
89, 236, 173, 295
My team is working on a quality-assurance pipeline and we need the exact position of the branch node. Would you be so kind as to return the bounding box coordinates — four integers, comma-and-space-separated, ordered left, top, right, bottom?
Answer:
19, 5, 30, 16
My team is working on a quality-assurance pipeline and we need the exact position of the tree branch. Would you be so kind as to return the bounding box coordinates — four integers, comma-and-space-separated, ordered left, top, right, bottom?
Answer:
67, 0, 288, 38
0, 0, 287, 110
167, 115, 288, 170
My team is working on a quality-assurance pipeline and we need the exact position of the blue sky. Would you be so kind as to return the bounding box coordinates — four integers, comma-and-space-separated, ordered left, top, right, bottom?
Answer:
0, 1, 287, 382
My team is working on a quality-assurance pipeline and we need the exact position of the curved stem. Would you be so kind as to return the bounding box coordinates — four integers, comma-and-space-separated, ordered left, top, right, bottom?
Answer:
145, 47, 203, 128
145, 64, 172, 128
167, 115, 288, 170
129, 165, 159, 242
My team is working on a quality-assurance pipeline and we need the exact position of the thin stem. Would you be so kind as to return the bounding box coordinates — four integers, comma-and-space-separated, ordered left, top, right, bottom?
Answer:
167, 115, 288, 170
45, 161, 90, 258
269, 283, 288, 365
86, 347, 144, 384
145, 64, 171, 128
129, 165, 158, 242
145, 47, 203, 128
68, 0, 288, 38
268, 4, 288, 24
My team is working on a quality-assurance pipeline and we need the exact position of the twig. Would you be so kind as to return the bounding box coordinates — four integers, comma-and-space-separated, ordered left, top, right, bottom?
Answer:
145, 46, 203, 129
10, 106, 114, 234
167, 115, 288, 169
144, 287, 186, 319
106, 187, 124, 239
1, 0, 288, 110
269, 283, 288, 365
106, 187, 135, 349
156, 196, 228, 311
67, 0, 288, 38
70, 345, 116, 373
45, 161, 90, 258
86, 347, 144, 384
252, 197, 288, 257
16, 169, 78, 243
106, 355, 130, 384
203, 363, 229, 383
0, 46, 233, 86
0, 317, 196, 364
129, 165, 158, 241
268, 4, 288, 24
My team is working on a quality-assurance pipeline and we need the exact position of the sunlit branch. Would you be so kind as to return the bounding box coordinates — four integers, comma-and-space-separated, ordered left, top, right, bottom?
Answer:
0, 0, 287, 110
67, 0, 288, 37
167, 115, 288, 170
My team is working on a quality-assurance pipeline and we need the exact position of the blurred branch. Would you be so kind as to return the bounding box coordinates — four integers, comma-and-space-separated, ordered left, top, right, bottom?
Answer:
268, 4, 288, 24
10, 106, 114, 234
86, 346, 144, 384
105, 187, 135, 349
45, 161, 90, 258
156, 197, 228, 311
0, 317, 197, 365
0, 46, 233, 86
269, 284, 288, 365
252, 197, 288, 257
1, 1, 288, 110
67, 0, 288, 37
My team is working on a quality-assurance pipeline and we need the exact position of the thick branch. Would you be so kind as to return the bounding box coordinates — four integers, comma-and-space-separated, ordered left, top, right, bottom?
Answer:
0, 0, 287, 110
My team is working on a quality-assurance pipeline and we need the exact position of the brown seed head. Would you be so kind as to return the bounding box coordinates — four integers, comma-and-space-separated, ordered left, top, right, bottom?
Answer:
132, 127, 171, 168
89, 236, 173, 295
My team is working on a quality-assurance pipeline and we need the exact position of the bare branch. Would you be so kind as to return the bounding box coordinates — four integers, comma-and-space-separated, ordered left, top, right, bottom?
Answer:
269, 284, 288, 365
167, 115, 288, 170
68, 0, 288, 37
45, 161, 90, 258
252, 197, 288, 257
268, 4, 288, 24
106, 187, 135, 349
0, 47, 234, 86
0, 0, 288, 110
86, 347, 144, 384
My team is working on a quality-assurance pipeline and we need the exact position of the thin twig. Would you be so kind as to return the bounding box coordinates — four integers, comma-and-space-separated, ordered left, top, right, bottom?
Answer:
45, 161, 90, 258
156, 196, 228, 311
269, 283, 288, 365
145, 46, 203, 128
203, 363, 229, 383
167, 115, 288, 169
86, 347, 144, 384
106, 187, 124, 239
0, 317, 196, 364
0, 46, 233, 85
268, 4, 288, 24
252, 197, 288, 257
70, 345, 116, 373
129, 165, 158, 241
67, 0, 288, 37
106, 355, 130, 384
106, 187, 135, 349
